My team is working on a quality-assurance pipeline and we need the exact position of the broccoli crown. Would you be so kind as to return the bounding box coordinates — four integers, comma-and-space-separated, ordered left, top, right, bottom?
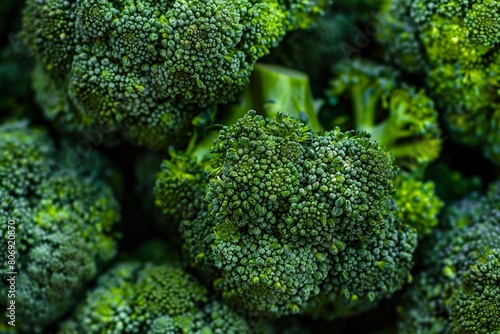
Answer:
398, 181, 500, 334
326, 59, 442, 170
156, 62, 321, 227
377, 0, 500, 165
0, 121, 120, 332
392, 172, 443, 236
21, 0, 317, 148
160, 111, 416, 317
59, 261, 250, 334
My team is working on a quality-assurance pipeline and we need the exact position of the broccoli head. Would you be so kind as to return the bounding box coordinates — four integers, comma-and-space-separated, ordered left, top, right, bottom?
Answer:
398, 180, 500, 333
156, 110, 418, 318
377, 0, 500, 165
325, 59, 442, 171
0, 120, 121, 333
59, 259, 250, 333
21, 0, 330, 148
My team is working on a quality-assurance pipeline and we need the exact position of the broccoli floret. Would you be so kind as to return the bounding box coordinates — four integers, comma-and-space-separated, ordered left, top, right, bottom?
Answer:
32, 61, 95, 132
59, 259, 250, 333
21, 0, 331, 149
398, 181, 500, 333
278, 0, 333, 30
0, 120, 121, 333
376, 0, 500, 165
155, 147, 211, 223
392, 172, 443, 236
157, 109, 418, 318
325, 59, 442, 170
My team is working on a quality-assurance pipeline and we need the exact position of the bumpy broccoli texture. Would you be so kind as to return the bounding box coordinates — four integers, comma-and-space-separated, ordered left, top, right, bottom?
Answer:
21, 0, 330, 149
155, 110, 418, 318
377, 0, 500, 164
0, 121, 121, 333
392, 172, 443, 236
59, 258, 250, 333
325, 59, 442, 171
398, 181, 500, 333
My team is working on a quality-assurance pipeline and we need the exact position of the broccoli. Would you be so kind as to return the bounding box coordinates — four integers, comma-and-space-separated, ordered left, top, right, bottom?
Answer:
264, 1, 390, 95
0, 120, 121, 333
59, 246, 250, 334
398, 181, 500, 333
156, 109, 418, 318
392, 172, 443, 236
21, 0, 330, 149
376, 0, 500, 165
325, 59, 442, 171
374, 0, 426, 73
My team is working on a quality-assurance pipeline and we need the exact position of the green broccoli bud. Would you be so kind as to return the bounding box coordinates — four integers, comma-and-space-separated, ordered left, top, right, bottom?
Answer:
22, 0, 318, 149
308, 216, 416, 319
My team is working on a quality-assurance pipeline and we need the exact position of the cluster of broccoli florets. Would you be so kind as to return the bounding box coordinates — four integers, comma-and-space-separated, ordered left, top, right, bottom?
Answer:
398, 181, 500, 333
1, 0, 499, 333
155, 109, 432, 318
0, 121, 121, 333
20, 0, 332, 149
378, 0, 500, 165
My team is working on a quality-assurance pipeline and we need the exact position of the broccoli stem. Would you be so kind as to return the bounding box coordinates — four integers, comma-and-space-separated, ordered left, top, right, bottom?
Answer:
352, 83, 391, 146
352, 85, 409, 150
228, 63, 322, 132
